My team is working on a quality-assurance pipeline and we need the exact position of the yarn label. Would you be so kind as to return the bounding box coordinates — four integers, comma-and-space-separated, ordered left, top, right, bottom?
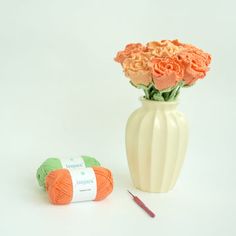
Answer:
69, 168, 97, 202
60, 157, 86, 169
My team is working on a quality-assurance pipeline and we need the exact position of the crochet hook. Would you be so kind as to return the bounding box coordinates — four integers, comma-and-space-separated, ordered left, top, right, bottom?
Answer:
127, 190, 156, 218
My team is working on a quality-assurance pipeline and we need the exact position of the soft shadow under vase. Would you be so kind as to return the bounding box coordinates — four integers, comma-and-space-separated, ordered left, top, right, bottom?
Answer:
125, 98, 188, 192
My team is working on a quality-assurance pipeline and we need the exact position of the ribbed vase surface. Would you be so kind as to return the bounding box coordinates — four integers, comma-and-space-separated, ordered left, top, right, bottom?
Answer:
126, 98, 188, 192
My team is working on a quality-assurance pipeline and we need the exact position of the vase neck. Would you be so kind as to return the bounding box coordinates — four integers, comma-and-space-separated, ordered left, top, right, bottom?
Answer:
140, 97, 178, 110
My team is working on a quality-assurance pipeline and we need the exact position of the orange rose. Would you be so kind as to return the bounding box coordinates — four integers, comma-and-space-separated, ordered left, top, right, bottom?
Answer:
122, 53, 152, 86
147, 40, 183, 58
150, 57, 184, 90
177, 46, 211, 85
114, 43, 146, 64
170, 39, 186, 47
114, 40, 212, 94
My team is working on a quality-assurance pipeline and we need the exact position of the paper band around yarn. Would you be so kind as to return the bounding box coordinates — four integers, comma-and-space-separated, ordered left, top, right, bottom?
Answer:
60, 157, 86, 169
69, 168, 97, 202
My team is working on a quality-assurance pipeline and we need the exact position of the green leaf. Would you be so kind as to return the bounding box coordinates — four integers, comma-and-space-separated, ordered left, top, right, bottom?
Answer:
162, 92, 170, 101
129, 81, 138, 88
137, 84, 149, 90
129, 80, 185, 102
143, 88, 150, 99
152, 92, 164, 101
178, 81, 185, 87
129, 81, 150, 90
166, 81, 185, 101
184, 82, 195, 88
159, 86, 176, 94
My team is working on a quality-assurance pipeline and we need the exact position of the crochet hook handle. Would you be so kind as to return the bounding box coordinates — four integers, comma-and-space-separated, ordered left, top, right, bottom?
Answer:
128, 190, 156, 218
133, 196, 156, 217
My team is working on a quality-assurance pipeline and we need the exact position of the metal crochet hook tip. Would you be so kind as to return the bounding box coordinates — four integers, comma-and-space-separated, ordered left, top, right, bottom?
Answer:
127, 190, 135, 197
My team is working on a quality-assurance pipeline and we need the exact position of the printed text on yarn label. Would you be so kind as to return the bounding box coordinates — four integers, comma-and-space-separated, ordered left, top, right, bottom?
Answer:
61, 157, 86, 169
69, 168, 97, 202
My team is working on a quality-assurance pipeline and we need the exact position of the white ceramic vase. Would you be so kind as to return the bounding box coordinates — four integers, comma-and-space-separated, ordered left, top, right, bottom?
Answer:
126, 98, 188, 192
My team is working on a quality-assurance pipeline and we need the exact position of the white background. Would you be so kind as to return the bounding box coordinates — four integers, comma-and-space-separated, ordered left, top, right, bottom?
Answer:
0, 0, 235, 235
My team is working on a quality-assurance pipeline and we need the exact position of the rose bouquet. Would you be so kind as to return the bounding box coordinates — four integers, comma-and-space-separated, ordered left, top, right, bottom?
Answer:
114, 40, 211, 101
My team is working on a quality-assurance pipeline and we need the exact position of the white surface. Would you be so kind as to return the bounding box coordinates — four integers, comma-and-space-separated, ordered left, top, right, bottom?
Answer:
0, 0, 235, 235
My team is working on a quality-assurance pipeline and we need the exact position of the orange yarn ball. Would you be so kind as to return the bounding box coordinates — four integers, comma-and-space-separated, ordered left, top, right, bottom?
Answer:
46, 167, 113, 204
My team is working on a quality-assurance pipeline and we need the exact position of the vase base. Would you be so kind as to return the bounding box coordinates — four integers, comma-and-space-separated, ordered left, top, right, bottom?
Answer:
134, 184, 175, 193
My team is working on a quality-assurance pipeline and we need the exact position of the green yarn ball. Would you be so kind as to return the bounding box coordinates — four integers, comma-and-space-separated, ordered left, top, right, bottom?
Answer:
36, 156, 100, 189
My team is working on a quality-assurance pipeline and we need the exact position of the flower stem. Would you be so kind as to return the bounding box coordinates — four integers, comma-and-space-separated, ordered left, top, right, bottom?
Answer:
143, 88, 150, 99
